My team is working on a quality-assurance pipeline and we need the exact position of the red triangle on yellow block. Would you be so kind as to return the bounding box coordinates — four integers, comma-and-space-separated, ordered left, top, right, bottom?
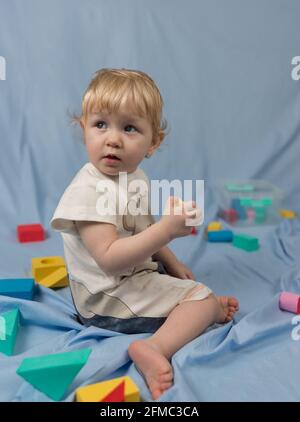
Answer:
101, 380, 125, 402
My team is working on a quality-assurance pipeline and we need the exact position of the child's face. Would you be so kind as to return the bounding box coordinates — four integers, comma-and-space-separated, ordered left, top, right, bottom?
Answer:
82, 104, 158, 176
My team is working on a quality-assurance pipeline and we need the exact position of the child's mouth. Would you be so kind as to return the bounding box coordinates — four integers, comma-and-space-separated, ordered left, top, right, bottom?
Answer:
104, 154, 121, 162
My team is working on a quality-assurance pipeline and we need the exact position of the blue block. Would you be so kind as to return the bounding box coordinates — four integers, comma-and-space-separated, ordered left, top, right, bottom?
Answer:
0, 278, 35, 300
231, 198, 247, 220
207, 230, 233, 242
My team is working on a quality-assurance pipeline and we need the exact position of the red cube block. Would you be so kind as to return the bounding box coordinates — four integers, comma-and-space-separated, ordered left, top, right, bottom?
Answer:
17, 224, 45, 243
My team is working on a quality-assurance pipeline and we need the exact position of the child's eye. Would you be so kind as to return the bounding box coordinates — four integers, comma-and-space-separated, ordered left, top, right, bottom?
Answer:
95, 121, 107, 129
124, 125, 137, 133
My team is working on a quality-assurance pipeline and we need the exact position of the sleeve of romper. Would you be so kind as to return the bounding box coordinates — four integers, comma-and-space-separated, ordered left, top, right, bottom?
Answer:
50, 171, 118, 236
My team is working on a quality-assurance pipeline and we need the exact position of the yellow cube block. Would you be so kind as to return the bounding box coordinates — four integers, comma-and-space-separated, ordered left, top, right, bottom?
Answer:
31, 256, 66, 283
75, 376, 140, 402
279, 209, 297, 219
207, 221, 222, 232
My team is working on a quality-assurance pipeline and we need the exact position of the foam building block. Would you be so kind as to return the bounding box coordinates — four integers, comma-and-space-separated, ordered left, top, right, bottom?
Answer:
221, 209, 238, 223
233, 234, 259, 252
279, 292, 300, 314
75, 376, 140, 402
31, 256, 69, 288
226, 184, 254, 192
17, 348, 92, 401
17, 224, 45, 243
38, 267, 69, 289
0, 308, 20, 356
231, 198, 246, 220
0, 278, 35, 300
208, 230, 233, 242
246, 208, 256, 222
190, 227, 197, 235
279, 209, 297, 219
207, 221, 222, 232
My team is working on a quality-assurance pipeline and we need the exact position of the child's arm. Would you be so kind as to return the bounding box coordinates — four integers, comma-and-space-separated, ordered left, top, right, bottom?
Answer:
152, 246, 179, 269
76, 220, 171, 276
76, 196, 199, 276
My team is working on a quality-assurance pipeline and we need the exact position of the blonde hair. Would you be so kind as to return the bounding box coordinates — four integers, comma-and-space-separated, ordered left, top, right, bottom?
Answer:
76, 68, 167, 143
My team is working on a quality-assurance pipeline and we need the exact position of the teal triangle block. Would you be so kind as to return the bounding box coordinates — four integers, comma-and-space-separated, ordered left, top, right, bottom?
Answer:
16, 348, 92, 401
0, 308, 20, 356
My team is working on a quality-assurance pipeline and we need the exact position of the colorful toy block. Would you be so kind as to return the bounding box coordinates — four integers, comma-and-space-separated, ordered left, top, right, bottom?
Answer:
226, 184, 254, 192
231, 198, 246, 220
38, 267, 69, 288
246, 208, 255, 222
232, 233, 259, 252
220, 209, 238, 223
75, 376, 140, 402
17, 348, 91, 401
207, 230, 233, 242
0, 278, 35, 300
0, 308, 20, 356
240, 198, 273, 207
31, 256, 69, 288
253, 207, 266, 223
279, 209, 297, 219
17, 224, 45, 243
207, 221, 222, 232
279, 292, 300, 314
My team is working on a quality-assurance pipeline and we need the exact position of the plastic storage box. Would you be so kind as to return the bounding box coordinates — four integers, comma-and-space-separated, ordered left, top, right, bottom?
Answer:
215, 180, 283, 226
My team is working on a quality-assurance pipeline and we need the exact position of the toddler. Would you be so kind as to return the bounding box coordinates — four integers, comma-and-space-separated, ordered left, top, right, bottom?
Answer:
51, 68, 239, 400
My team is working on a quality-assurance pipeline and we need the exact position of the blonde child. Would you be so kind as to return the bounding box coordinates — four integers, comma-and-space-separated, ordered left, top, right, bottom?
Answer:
51, 68, 239, 400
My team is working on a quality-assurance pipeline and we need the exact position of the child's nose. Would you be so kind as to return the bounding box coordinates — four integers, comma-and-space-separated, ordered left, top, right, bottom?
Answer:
106, 130, 122, 148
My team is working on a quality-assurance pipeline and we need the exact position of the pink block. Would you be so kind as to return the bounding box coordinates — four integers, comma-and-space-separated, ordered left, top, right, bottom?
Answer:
247, 209, 255, 221
279, 292, 300, 314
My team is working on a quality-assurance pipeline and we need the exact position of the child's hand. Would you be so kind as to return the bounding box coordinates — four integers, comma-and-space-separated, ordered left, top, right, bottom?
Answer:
160, 196, 202, 240
165, 260, 196, 280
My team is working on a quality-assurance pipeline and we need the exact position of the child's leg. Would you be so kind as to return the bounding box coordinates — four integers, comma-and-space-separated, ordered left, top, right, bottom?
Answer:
128, 294, 238, 400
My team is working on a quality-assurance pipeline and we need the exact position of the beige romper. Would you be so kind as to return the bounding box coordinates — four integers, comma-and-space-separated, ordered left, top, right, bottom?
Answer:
51, 162, 212, 333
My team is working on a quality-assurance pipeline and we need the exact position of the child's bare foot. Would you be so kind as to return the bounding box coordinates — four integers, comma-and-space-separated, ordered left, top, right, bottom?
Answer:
216, 296, 239, 323
128, 339, 173, 400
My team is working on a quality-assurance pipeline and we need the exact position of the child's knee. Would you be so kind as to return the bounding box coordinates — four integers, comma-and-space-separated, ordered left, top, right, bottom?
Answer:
179, 284, 213, 304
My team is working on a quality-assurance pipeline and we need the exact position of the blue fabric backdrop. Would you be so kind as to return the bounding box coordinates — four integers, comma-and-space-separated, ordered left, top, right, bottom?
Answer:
0, 0, 300, 402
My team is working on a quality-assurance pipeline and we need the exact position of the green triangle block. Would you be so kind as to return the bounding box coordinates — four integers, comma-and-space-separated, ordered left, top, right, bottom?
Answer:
16, 348, 92, 401
0, 308, 20, 356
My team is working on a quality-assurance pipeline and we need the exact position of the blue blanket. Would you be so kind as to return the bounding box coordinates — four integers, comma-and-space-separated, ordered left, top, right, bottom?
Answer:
1, 0, 300, 402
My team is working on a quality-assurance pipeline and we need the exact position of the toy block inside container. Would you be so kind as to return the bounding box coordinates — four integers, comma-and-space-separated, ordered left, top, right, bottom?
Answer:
233, 233, 259, 252
31, 256, 69, 288
17, 224, 45, 243
0, 278, 35, 300
17, 348, 91, 401
0, 308, 20, 356
75, 376, 140, 402
220, 209, 238, 223
231, 198, 247, 220
216, 180, 282, 226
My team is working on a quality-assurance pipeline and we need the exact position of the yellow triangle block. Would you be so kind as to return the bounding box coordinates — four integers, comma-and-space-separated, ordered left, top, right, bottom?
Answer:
38, 267, 69, 288
75, 376, 140, 402
31, 256, 66, 282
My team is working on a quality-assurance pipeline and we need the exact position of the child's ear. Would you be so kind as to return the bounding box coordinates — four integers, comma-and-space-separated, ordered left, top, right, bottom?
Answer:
147, 133, 164, 157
